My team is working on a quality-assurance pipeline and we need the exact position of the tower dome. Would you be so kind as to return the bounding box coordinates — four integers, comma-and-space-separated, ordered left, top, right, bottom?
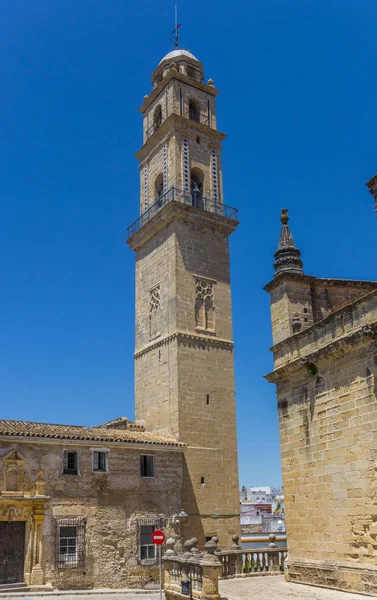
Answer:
158, 49, 199, 65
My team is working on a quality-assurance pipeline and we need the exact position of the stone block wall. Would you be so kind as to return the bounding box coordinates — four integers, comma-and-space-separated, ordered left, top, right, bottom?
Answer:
0, 440, 183, 589
267, 286, 377, 595
267, 274, 377, 346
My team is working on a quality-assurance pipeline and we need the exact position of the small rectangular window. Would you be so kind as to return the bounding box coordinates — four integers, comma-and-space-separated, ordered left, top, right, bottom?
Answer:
206, 394, 210, 405
140, 455, 154, 478
93, 451, 107, 472
63, 451, 78, 475
59, 526, 78, 566
140, 525, 156, 562
56, 517, 86, 569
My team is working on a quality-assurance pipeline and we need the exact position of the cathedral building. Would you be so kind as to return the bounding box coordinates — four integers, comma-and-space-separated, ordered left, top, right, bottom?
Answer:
0, 47, 240, 590
265, 199, 377, 596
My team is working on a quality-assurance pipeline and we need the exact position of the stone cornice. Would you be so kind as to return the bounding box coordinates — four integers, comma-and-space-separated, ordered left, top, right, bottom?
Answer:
265, 322, 377, 383
135, 113, 226, 162
264, 272, 377, 294
134, 331, 234, 359
140, 71, 219, 113
127, 201, 238, 252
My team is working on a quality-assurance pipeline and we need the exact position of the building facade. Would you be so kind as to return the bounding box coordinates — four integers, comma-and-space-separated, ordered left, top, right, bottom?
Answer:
265, 206, 377, 595
0, 419, 184, 589
127, 48, 240, 547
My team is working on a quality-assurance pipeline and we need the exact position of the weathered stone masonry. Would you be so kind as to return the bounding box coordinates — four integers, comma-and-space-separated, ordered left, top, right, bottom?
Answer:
265, 208, 377, 596
0, 419, 184, 589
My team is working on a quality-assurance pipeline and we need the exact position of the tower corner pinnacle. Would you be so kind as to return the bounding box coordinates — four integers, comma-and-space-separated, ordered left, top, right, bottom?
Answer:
273, 209, 304, 277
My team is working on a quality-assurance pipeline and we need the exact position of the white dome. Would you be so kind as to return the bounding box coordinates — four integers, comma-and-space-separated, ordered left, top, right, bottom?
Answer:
159, 49, 198, 65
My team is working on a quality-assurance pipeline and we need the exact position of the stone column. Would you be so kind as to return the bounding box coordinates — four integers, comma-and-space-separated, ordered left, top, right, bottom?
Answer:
200, 540, 222, 600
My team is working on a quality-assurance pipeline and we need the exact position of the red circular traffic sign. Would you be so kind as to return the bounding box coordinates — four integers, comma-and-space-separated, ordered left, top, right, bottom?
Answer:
152, 530, 165, 545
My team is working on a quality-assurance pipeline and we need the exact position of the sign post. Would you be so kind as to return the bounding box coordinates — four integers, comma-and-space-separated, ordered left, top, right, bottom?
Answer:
152, 529, 166, 600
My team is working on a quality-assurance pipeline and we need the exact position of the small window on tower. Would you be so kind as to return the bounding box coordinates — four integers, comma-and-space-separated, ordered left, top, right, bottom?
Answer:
188, 98, 200, 122
196, 135, 200, 144
153, 105, 162, 131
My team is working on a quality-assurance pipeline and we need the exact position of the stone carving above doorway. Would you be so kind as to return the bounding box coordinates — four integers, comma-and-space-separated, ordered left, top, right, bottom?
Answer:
2, 450, 26, 494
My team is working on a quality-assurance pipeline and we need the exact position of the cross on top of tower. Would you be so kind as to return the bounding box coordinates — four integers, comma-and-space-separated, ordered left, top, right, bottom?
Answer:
169, 4, 181, 49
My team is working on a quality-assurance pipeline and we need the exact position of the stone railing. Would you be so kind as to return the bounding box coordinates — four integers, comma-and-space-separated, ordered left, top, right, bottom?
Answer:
163, 538, 222, 600
218, 535, 288, 579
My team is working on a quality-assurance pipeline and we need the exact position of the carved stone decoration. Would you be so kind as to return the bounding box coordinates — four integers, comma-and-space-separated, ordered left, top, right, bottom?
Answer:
2, 450, 26, 494
195, 277, 215, 330
35, 471, 46, 496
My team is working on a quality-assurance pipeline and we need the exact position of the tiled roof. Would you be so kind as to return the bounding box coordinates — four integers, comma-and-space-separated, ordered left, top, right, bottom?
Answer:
0, 420, 185, 447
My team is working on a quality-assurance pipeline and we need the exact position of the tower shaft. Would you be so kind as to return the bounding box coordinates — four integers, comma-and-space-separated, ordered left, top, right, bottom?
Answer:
128, 49, 240, 546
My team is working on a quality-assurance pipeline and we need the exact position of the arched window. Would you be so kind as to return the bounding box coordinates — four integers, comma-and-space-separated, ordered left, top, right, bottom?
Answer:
191, 167, 204, 210
188, 98, 200, 122
155, 174, 164, 206
153, 105, 162, 131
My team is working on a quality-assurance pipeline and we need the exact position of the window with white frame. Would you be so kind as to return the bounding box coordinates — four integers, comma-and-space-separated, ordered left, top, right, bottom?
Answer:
93, 450, 108, 472
140, 454, 154, 478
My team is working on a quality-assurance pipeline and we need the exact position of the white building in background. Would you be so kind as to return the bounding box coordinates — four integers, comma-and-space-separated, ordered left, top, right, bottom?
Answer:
240, 485, 285, 518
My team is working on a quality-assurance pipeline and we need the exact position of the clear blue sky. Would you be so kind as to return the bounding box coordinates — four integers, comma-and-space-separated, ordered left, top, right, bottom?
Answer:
1, 1, 377, 489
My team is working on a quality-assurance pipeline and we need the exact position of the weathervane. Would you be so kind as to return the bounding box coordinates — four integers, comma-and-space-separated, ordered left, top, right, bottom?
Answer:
169, 4, 181, 49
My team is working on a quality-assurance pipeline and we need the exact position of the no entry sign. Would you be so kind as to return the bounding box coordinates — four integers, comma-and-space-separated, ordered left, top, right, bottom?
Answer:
152, 530, 165, 545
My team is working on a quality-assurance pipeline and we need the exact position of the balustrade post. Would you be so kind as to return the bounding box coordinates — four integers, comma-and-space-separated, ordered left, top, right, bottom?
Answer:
200, 540, 222, 600
268, 534, 280, 572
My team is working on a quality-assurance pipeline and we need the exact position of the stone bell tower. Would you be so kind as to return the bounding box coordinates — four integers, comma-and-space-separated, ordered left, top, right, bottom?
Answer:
127, 48, 240, 546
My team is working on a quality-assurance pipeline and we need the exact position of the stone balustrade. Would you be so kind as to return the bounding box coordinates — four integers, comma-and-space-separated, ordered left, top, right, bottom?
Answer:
218, 535, 288, 579
163, 537, 222, 600
163, 534, 288, 599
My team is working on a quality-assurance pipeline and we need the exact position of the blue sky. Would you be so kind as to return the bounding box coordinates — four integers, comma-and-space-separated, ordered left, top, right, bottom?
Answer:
1, 1, 377, 489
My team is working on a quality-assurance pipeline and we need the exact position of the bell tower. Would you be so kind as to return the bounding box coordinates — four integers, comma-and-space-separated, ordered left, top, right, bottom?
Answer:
127, 48, 240, 546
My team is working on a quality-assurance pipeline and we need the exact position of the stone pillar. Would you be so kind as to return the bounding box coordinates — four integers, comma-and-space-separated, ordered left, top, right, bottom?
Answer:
231, 535, 243, 575
200, 540, 222, 600
31, 504, 45, 585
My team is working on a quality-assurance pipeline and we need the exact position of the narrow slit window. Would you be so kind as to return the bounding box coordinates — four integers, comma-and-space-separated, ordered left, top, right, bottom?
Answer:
206, 394, 210, 405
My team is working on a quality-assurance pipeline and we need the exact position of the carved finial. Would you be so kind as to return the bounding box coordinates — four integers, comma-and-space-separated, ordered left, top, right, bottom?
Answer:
273, 208, 304, 276
191, 537, 200, 555
164, 537, 176, 556
280, 208, 289, 225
